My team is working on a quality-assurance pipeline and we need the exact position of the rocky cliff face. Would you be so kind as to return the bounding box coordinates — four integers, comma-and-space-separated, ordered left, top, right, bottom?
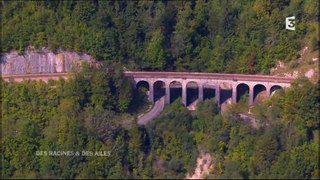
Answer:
1, 48, 94, 75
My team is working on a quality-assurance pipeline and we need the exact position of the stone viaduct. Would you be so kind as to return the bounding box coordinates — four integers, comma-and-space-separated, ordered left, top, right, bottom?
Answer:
2, 71, 295, 107
124, 71, 295, 106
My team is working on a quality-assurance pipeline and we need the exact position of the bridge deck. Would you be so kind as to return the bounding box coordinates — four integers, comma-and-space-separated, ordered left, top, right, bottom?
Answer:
124, 71, 295, 83
1, 71, 295, 84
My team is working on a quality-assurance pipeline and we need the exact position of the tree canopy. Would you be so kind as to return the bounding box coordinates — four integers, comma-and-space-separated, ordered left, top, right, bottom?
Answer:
1, 0, 319, 73
1, 73, 318, 178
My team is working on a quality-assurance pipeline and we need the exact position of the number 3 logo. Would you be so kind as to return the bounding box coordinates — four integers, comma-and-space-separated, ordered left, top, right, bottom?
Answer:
286, 16, 295, 31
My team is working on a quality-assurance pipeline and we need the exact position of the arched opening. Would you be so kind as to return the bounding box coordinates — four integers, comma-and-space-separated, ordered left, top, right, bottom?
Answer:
153, 81, 165, 102
134, 80, 151, 105
253, 84, 267, 104
270, 85, 283, 96
186, 81, 199, 106
136, 80, 150, 98
236, 83, 249, 103
169, 81, 182, 103
203, 84, 215, 100
136, 80, 149, 91
220, 83, 232, 105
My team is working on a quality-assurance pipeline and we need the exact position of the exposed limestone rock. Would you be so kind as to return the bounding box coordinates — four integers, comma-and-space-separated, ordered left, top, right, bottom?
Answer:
304, 69, 315, 78
300, 46, 309, 56
270, 61, 287, 74
186, 152, 213, 179
283, 71, 298, 78
1, 48, 94, 75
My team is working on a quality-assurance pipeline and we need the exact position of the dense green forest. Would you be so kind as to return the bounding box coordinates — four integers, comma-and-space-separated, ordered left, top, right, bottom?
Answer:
1, 0, 319, 179
1, 63, 319, 178
1, 0, 319, 73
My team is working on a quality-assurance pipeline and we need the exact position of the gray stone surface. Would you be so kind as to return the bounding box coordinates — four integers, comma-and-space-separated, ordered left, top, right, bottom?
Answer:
1, 48, 94, 75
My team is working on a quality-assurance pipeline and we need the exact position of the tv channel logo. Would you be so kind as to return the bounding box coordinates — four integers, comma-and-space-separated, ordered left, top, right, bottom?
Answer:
286, 16, 295, 31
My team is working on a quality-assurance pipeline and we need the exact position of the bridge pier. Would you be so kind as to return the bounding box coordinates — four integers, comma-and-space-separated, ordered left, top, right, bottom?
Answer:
182, 83, 187, 106
266, 86, 271, 97
198, 84, 203, 101
149, 81, 154, 103
165, 85, 170, 104
249, 86, 254, 106
216, 86, 220, 107
232, 85, 237, 104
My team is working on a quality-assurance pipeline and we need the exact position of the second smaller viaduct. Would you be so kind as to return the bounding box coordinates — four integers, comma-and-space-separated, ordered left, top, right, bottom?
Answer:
124, 71, 294, 107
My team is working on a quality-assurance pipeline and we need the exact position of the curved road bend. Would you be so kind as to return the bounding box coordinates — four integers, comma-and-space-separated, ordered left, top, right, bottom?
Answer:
138, 96, 165, 125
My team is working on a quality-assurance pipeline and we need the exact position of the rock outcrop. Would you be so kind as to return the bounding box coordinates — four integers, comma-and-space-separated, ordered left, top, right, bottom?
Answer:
186, 152, 213, 179
1, 48, 94, 75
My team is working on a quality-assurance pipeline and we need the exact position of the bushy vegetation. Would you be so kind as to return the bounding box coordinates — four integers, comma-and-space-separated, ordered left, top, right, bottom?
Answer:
0, 63, 143, 178
192, 78, 319, 179
1, 66, 318, 178
1, 0, 319, 73
1, 0, 319, 179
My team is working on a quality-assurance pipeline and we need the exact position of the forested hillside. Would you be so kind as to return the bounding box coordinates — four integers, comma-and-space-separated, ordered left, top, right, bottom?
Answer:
1, 64, 319, 178
1, 0, 319, 73
1, 0, 319, 179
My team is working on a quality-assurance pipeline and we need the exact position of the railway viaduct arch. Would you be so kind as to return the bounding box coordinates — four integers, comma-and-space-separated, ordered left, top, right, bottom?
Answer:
125, 71, 293, 106
2, 71, 294, 107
